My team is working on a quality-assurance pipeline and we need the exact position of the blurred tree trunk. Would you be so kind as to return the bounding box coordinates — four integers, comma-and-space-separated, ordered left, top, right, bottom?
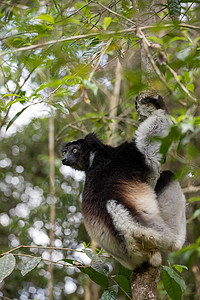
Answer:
48, 110, 55, 300
107, 58, 122, 145
84, 239, 99, 300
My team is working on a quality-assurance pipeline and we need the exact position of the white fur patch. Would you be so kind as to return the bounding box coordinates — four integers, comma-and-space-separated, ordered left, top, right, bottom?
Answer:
89, 151, 96, 168
106, 200, 161, 242
106, 199, 177, 268
135, 109, 172, 172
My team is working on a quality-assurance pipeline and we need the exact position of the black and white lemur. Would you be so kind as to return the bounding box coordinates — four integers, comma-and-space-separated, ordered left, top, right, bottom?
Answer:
61, 95, 186, 270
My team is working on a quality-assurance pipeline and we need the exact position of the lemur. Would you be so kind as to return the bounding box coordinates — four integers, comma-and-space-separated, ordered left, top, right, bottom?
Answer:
61, 96, 186, 270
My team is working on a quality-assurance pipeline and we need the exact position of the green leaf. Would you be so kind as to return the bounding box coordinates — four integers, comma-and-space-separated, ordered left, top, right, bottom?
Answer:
6, 105, 31, 131
188, 197, 200, 203
82, 80, 98, 95
81, 266, 109, 288
172, 264, 188, 274
176, 242, 198, 255
52, 103, 69, 115
91, 261, 109, 275
35, 14, 55, 24
0, 254, 16, 283
162, 266, 186, 300
103, 17, 112, 30
186, 83, 194, 92
191, 208, 200, 220
167, 0, 181, 20
113, 275, 131, 298
118, 264, 132, 278
82, 249, 103, 262
3, 98, 26, 110
100, 285, 118, 300
21, 257, 41, 276
61, 258, 75, 265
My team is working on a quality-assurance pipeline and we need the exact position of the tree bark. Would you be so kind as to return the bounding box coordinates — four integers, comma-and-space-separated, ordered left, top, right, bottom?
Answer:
131, 263, 161, 300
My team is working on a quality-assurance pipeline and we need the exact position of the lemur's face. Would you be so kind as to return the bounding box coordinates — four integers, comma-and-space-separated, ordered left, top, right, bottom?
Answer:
61, 142, 83, 170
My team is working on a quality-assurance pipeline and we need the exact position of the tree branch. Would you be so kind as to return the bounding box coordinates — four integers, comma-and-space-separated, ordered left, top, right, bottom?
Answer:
1, 24, 199, 57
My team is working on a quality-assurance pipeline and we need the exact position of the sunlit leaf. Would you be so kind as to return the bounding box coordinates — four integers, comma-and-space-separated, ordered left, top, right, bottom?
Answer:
91, 261, 109, 275
82, 249, 103, 263
6, 106, 31, 131
188, 197, 200, 203
103, 17, 112, 30
0, 254, 16, 283
82, 80, 98, 95
3, 98, 26, 110
35, 14, 55, 24
52, 103, 69, 115
172, 264, 188, 274
21, 257, 41, 276
186, 83, 194, 92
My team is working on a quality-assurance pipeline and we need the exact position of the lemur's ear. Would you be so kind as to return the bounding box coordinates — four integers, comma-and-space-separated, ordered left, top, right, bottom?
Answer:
157, 95, 168, 113
135, 96, 138, 111
84, 133, 103, 149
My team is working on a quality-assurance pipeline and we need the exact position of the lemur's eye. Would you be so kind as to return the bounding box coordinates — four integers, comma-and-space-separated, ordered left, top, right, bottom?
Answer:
72, 148, 78, 154
62, 151, 66, 156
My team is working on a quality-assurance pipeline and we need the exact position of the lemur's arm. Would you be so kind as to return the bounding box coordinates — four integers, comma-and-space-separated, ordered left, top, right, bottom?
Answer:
135, 96, 172, 188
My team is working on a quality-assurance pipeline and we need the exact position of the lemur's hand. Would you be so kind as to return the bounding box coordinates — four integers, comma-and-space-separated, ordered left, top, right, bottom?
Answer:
135, 92, 168, 121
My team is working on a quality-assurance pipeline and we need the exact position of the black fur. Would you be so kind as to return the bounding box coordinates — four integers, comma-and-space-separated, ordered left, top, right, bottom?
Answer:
135, 95, 168, 113
62, 133, 151, 180
62, 133, 153, 252
155, 170, 174, 194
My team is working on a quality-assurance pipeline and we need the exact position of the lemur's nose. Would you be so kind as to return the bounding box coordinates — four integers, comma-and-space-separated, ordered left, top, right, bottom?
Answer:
62, 158, 68, 165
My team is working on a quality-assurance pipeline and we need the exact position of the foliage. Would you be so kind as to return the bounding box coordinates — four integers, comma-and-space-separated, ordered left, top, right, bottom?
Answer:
0, 0, 200, 299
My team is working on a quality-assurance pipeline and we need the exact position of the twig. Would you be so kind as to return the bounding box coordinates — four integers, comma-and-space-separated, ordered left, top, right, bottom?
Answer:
136, 28, 173, 92
97, 2, 135, 25
182, 186, 200, 193
43, 84, 63, 101
165, 64, 197, 102
56, 115, 138, 140
0, 244, 111, 258
140, 23, 200, 31
88, 38, 113, 81
0, 296, 12, 300
12, 253, 85, 268
110, 276, 132, 300
0, 245, 84, 256
54, 0, 95, 24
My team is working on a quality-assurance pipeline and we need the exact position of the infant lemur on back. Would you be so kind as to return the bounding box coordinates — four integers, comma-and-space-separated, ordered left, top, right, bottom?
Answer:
61, 95, 186, 270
